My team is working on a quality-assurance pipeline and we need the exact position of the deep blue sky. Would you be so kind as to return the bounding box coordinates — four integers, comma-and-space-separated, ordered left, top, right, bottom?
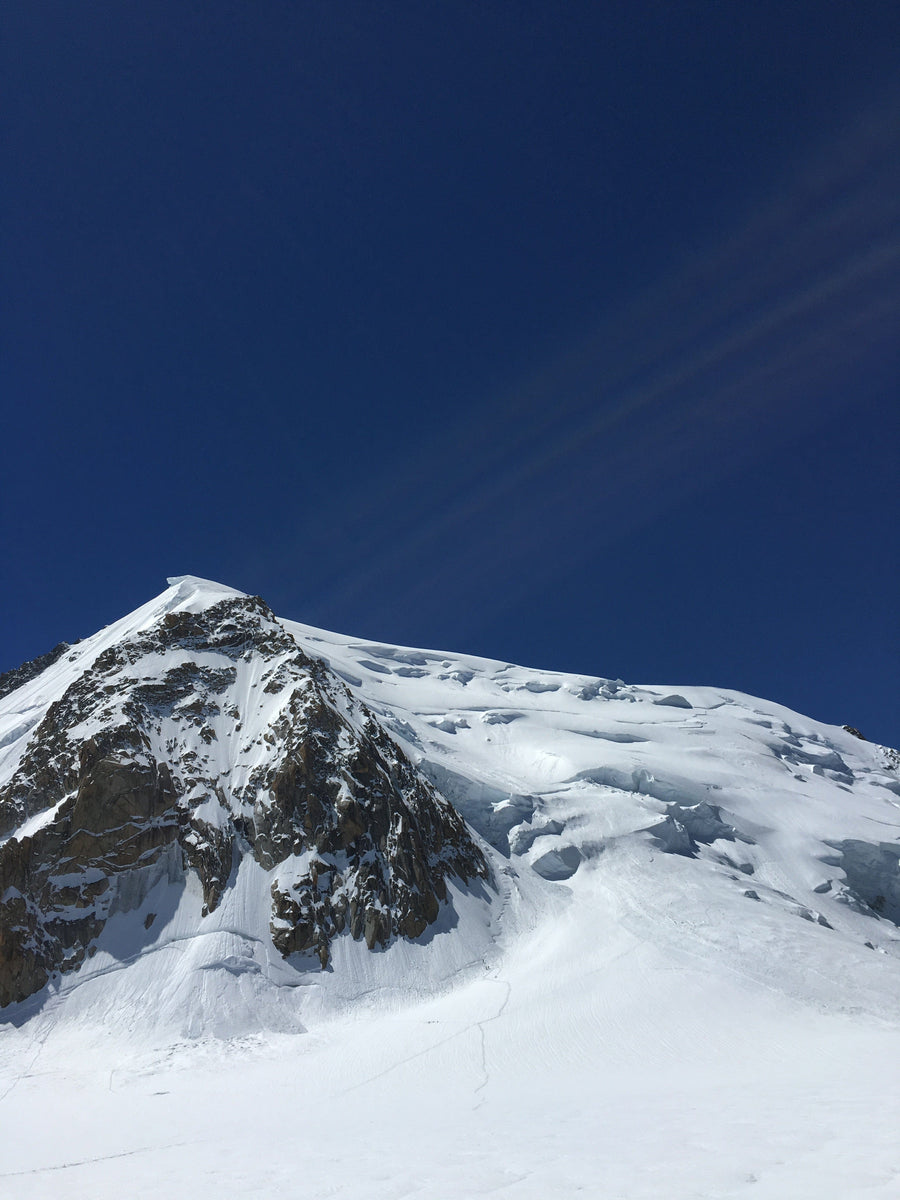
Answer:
3, 2, 898, 743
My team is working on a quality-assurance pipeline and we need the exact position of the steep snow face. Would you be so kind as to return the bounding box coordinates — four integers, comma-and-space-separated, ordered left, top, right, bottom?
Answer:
282, 614, 900, 1009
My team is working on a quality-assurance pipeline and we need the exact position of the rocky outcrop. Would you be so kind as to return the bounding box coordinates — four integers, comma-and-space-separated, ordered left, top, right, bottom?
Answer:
0, 594, 489, 1007
0, 740, 180, 1007
263, 702, 483, 966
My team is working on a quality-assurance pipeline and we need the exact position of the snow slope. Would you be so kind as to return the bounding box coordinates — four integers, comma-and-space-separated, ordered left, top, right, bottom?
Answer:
1, 577, 898, 1198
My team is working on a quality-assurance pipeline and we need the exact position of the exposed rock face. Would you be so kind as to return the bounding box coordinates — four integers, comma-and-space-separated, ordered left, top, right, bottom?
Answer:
0, 594, 489, 1007
0, 743, 180, 1007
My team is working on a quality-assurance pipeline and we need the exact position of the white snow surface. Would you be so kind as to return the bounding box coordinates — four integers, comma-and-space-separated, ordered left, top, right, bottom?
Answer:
1, 577, 899, 1198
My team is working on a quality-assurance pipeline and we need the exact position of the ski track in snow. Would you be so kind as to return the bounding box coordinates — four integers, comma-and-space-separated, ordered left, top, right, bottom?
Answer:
0, 1142, 202, 1181
1, 577, 899, 1198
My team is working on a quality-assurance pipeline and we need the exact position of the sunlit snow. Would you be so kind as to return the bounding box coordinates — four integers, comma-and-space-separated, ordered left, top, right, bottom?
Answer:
1, 577, 898, 1199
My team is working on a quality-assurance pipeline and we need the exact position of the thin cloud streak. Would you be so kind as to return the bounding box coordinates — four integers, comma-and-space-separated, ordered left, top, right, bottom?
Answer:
267, 96, 900, 636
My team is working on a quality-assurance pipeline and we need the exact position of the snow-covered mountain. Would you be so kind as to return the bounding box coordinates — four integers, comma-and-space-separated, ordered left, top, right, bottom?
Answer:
1, 576, 899, 1198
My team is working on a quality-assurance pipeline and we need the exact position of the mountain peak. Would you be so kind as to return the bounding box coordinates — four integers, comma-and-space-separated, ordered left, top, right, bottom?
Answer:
0, 590, 489, 1018
164, 574, 245, 595
1, 582, 898, 1046
163, 574, 248, 605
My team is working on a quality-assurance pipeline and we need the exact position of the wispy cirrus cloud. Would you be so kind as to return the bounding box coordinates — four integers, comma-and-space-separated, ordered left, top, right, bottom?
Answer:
264, 95, 900, 637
